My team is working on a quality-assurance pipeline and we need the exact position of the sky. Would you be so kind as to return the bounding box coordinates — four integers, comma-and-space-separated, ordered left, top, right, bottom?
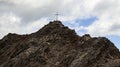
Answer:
0, 0, 120, 49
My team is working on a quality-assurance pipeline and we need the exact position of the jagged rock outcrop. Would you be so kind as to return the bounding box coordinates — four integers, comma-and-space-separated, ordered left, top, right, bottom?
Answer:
0, 20, 120, 67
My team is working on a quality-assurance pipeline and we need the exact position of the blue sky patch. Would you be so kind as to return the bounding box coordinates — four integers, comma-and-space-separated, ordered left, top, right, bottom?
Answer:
106, 35, 120, 50
75, 17, 98, 26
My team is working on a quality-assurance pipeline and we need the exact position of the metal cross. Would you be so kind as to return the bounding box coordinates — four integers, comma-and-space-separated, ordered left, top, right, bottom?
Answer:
55, 12, 59, 21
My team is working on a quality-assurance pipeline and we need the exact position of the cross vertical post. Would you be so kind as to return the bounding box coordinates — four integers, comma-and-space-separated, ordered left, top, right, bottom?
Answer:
55, 12, 59, 21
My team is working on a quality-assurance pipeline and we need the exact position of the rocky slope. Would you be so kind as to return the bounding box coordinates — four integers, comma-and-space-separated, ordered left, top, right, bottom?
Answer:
0, 20, 120, 67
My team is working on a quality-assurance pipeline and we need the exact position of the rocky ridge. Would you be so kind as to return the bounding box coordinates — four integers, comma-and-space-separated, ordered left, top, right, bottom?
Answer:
0, 20, 120, 67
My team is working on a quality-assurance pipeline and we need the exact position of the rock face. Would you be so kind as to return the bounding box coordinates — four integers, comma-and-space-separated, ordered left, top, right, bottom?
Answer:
0, 20, 120, 67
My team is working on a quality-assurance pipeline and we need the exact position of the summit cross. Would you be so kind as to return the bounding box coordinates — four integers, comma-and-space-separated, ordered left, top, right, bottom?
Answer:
55, 12, 60, 21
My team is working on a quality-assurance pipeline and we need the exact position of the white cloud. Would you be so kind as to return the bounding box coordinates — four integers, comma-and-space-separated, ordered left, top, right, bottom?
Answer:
24, 18, 49, 34
0, 13, 49, 39
0, 0, 120, 38
0, 0, 92, 21
86, 0, 120, 36
6, 0, 53, 8
0, 13, 21, 38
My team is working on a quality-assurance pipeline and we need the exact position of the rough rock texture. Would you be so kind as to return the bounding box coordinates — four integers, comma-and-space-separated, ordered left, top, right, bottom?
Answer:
0, 20, 120, 67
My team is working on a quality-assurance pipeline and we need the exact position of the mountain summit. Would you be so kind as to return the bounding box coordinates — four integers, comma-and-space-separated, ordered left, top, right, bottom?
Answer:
0, 21, 120, 67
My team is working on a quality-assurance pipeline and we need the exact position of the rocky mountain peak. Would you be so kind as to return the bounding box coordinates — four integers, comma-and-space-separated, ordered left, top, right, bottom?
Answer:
41, 20, 64, 30
32, 20, 77, 38
0, 21, 120, 67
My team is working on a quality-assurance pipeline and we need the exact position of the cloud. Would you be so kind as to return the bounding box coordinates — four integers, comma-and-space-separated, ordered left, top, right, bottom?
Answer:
0, 0, 120, 39
0, 12, 49, 39
0, 0, 93, 22
24, 18, 49, 34
86, 0, 120, 36
0, 13, 21, 38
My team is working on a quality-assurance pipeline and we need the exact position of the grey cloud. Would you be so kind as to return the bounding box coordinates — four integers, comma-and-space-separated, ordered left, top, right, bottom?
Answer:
0, 0, 120, 38
0, 0, 87, 23
0, 0, 76, 23
110, 23, 120, 31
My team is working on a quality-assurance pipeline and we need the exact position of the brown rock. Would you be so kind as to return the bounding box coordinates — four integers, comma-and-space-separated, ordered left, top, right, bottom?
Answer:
0, 21, 120, 67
